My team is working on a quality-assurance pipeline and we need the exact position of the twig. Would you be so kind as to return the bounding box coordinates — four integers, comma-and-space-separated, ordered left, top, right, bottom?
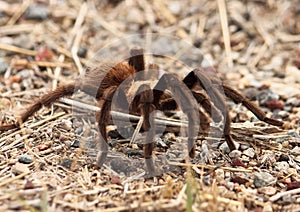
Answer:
125, 185, 164, 194
130, 116, 144, 145
0, 171, 30, 187
277, 32, 300, 43
248, 42, 268, 70
90, 13, 124, 38
0, 134, 30, 151
269, 188, 300, 202
71, 26, 85, 74
53, 2, 87, 89
0, 43, 37, 56
59, 98, 188, 127
6, 0, 30, 25
218, 0, 233, 68
152, 0, 176, 24
13, 60, 72, 68
0, 112, 66, 143
0, 24, 36, 35
168, 161, 252, 173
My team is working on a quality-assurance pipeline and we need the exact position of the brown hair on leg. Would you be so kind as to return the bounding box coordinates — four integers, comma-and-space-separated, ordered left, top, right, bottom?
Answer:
222, 83, 283, 126
128, 48, 145, 73
0, 83, 75, 131
96, 86, 117, 168
185, 69, 236, 151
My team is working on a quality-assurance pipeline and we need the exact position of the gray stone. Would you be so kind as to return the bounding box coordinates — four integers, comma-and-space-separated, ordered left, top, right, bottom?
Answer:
254, 172, 276, 188
24, 5, 48, 20
219, 142, 240, 154
229, 150, 242, 158
274, 161, 290, 172
18, 155, 33, 164
0, 58, 8, 74
243, 148, 255, 158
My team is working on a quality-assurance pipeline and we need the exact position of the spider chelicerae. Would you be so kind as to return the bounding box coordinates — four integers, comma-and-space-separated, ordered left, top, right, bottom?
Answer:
0, 48, 283, 176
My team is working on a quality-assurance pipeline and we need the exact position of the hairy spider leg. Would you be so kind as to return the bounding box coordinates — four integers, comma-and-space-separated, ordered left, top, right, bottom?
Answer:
0, 83, 76, 131
129, 48, 145, 73
130, 84, 158, 176
153, 73, 200, 158
96, 86, 117, 168
183, 69, 236, 151
158, 92, 214, 135
222, 84, 283, 126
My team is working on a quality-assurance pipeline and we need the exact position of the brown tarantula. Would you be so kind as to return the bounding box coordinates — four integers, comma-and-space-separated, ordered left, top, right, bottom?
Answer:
0, 48, 283, 175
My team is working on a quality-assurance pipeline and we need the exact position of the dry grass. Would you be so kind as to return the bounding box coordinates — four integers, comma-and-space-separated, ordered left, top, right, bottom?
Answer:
0, 0, 300, 211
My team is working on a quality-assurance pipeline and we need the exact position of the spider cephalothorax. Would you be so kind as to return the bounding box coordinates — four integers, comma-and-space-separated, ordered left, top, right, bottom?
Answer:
0, 48, 284, 176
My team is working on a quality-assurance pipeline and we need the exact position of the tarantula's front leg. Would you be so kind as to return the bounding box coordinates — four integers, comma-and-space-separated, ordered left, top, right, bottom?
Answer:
222, 84, 283, 126
153, 73, 200, 158
183, 70, 236, 151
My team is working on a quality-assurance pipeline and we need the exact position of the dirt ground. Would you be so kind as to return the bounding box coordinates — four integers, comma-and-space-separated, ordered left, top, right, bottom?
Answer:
0, 0, 300, 211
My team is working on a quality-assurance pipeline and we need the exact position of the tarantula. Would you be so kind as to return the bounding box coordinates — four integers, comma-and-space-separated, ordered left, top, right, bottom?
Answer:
0, 48, 283, 175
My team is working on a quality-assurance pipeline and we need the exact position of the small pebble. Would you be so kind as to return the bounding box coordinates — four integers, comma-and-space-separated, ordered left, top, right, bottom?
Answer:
278, 110, 289, 118
257, 90, 280, 106
37, 144, 49, 151
71, 140, 80, 148
215, 169, 225, 182
77, 46, 87, 58
274, 161, 290, 172
240, 144, 250, 151
126, 7, 145, 25
286, 97, 300, 107
282, 195, 294, 204
254, 172, 276, 188
229, 150, 242, 158
59, 158, 73, 169
24, 5, 48, 20
12, 162, 30, 174
125, 149, 142, 156
258, 186, 277, 196
0, 58, 8, 74
111, 176, 121, 185
219, 141, 240, 154
231, 174, 249, 185
263, 203, 273, 212
18, 155, 33, 164
291, 146, 300, 154
278, 154, 289, 162
231, 158, 247, 168
35, 45, 55, 61
168, 1, 182, 15
243, 148, 255, 158
24, 180, 35, 189
288, 130, 300, 138
243, 87, 259, 101
13, 34, 35, 50
282, 140, 289, 148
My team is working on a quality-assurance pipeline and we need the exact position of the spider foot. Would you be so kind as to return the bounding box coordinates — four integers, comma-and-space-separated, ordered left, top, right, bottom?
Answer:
96, 150, 108, 168
225, 135, 236, 151
144, 158, 162, 178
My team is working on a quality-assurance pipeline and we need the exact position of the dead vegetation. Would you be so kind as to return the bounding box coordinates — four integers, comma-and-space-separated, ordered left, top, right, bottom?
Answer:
0, 0, 300, 211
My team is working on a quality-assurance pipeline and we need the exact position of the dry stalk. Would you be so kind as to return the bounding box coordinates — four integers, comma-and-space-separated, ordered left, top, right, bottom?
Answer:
218, 0, 233, 68
0, 43, 37, 56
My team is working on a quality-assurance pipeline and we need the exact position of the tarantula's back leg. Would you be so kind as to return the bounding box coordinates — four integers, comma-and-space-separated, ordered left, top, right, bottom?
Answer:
154, 73, 200, 158
0, 83, 76, 131
222, 84, 284, 126
95, 86, 118, 168
183, 69, 236, 151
